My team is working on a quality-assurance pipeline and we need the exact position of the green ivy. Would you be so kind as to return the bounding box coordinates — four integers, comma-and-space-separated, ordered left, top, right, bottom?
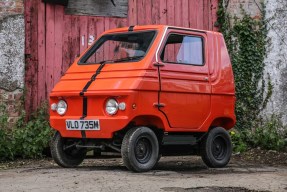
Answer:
0, 103, 53, 161
217, 1, 272, 130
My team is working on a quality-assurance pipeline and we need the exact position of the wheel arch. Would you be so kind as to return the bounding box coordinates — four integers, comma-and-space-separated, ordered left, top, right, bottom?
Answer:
209, 117, 235, 130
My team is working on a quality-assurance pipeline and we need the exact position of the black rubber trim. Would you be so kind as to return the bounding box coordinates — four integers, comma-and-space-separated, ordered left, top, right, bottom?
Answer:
80, 97, 87, 119
80, 62, 106, 96
79, 62, 106, 139
128, 25, 135, 31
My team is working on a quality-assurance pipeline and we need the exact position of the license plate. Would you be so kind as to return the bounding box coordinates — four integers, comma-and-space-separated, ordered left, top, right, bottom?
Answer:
66, 120, 100, 130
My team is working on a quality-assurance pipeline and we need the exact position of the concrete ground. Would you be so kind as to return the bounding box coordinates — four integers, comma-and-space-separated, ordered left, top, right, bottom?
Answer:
0, 156, 286, 192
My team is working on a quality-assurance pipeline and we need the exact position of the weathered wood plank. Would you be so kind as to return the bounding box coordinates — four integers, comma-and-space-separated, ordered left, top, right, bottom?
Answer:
211, 0, 219, 31
167, 0, 174, 60
37, 0, 46, 105
189, 0, 197, 28
174, 0, 182, 27
45, 4, 55, 98
128, 0, 137, 25
182, 0, 189, 27
54, 6, 64, 85
96, 17, 105, 61
203, 0, 209, 30
79, 16, 88, 53
144, 0, 152, 25
198, 0, 204, 29
137, 0, 144, 25
66, 0, 128, 18
159, 0, 167, 24
104, 17, 110, 59
151, 0, 160, 24
61, 14, 72, 75
70, 16, 80, 65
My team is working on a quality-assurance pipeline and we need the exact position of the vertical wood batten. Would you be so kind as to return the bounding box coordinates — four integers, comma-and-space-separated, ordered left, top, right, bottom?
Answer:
182, 0, 189, 27
189, 0, 197, 28
24, 0, 32, 115
104, 17, 110, 59
96, 18, 105, 61
128, 0, 137, 25
174, 0, 182, 27
137, 0, 145, 25
144, 0, 152, 25
54, 6, 64, 85
62, 15, 72, 75
159, 0, 167, 24
79, 16, 88, 53
37, 1, 46, 105
211, 0, 219, 31
198, 0, 204, 29
45, 4, 55, 99
24, 0, 38, 116
70, 16, 80, 66
203, 0, 210, 30
151, 0, 160, 24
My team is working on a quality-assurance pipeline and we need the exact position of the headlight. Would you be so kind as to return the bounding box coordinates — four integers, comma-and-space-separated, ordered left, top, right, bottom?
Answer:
56, 100, 67, 115
105, 98, 118, 115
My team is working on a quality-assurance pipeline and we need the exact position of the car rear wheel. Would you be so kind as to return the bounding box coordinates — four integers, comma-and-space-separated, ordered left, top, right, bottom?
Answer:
200, 127, 232, 168
121, 127, 159, 172
50, 132, 87, 168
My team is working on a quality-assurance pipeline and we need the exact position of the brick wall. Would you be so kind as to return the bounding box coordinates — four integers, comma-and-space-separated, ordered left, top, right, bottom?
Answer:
0, 0, 25, 125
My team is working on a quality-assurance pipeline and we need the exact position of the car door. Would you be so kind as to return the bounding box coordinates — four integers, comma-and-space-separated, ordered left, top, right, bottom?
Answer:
157, 29, 211, 129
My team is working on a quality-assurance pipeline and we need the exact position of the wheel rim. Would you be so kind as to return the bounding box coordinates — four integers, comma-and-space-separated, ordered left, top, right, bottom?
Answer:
134, 137, 152, 164
211, 135, 227, 160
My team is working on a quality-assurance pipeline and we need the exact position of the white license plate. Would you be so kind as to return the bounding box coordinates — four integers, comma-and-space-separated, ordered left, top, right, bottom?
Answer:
66, 120, 100, 130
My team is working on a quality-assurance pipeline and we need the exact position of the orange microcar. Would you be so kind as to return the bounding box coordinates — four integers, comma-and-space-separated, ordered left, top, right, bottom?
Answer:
49, 25, 236, 172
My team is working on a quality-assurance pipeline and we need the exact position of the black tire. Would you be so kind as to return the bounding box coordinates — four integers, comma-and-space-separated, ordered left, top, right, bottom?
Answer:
50, 132, 86, 168
200, 127, 232, 168
121, 127, 159, 172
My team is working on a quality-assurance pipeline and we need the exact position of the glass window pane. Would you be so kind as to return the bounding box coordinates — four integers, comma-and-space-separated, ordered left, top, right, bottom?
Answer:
161, 34, 203, 65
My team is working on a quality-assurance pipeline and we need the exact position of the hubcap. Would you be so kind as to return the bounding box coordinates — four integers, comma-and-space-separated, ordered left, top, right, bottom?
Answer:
212, 135, 227, 160
135, 137, 152, 164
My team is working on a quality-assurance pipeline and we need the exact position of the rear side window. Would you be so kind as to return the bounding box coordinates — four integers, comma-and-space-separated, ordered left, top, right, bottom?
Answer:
160, 34, 204, 65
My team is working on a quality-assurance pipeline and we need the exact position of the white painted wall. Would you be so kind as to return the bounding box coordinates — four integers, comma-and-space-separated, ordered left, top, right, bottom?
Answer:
263, 0, 287, 125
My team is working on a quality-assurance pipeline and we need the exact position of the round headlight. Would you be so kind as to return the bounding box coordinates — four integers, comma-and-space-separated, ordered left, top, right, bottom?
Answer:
57, 100, 67, 115
105, 99, 118, 115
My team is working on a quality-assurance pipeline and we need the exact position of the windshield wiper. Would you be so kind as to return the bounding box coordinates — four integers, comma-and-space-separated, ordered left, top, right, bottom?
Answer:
97, 56, 144, 64
114, 56, 144, 62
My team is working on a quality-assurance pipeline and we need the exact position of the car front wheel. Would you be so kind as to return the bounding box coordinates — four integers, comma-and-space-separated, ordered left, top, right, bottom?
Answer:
121, 127, 159, 172
50, 132, 86, 168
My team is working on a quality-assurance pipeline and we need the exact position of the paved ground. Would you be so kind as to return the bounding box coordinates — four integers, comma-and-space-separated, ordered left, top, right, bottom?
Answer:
0, 156, 286, 192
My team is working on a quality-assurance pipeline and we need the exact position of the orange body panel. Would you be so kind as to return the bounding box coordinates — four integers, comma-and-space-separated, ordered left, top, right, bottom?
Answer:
49, 25, 236, 139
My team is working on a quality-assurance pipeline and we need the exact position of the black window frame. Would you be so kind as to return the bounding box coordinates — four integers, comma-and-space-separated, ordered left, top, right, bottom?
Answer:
78, 30, 158, 65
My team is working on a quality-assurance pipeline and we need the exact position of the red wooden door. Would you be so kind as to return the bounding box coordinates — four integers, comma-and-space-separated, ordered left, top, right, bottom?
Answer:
24, 0, 219, 116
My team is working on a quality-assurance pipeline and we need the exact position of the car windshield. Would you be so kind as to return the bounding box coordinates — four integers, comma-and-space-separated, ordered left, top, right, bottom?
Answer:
79, 31, 156, 64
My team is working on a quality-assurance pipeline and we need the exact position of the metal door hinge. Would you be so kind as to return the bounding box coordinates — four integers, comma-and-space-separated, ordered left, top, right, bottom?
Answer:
153, 62, 165, 67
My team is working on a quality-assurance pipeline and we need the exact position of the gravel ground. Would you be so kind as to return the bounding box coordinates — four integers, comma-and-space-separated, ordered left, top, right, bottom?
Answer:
0, 154, 287, 192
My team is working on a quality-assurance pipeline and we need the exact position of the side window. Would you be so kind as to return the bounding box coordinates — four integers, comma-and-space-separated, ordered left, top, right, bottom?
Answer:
160, 34, 204, 66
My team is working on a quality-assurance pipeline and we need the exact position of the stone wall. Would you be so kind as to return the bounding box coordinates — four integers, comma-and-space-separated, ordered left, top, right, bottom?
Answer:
0, 0, 25, 124
225, 0, 287, 125
263, 0, 287, 125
